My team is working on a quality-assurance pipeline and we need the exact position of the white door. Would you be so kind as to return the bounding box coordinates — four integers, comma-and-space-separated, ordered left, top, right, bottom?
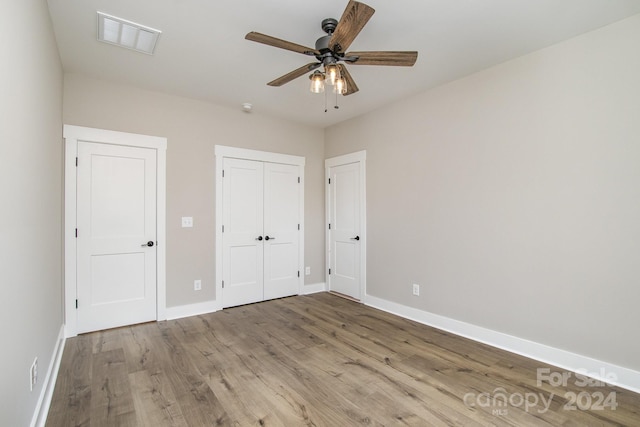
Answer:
76, 142, 157, 333
222, 159, 300, 308
328, 161, 362, 300
263, 163, 300, 300
222, 158, 264, 308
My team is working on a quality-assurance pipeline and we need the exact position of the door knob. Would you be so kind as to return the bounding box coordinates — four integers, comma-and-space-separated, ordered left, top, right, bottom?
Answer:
350, 236, 360, 241
255, 236, 263, 241
265, 235, 276, 241
141, 241, 155, 247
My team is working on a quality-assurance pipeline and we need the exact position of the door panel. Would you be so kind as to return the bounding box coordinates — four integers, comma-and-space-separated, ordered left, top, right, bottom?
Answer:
77, 142, 157, 333
222, 158, 264, 308
90, 253, 146, 304
329, 162, 361, 299
263, 163, 299, 300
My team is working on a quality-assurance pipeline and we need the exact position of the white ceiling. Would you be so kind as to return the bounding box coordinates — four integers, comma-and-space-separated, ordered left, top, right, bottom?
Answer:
47, 0, 640, 128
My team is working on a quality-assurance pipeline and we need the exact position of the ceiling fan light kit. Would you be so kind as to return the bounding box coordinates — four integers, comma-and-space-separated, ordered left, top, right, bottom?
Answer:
246, 0, 417, 104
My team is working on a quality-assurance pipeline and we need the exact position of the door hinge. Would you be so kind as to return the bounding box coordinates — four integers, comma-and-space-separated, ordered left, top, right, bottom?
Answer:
328, 223, 331, 230
222, 169, 225, 178
75, 157, 78, 167
222, 280, 225, 288
222, 225, 225, 233
75, 228, 78, 238
298, 177, 300, 184
298, 224, 300, 230
75, 299, 78, 309
329, 268, 331, 275
328, 178, 331, 184
297, 270, 300, 277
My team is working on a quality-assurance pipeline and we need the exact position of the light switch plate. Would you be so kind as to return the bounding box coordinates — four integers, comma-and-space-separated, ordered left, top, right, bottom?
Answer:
181, 217, 193, 228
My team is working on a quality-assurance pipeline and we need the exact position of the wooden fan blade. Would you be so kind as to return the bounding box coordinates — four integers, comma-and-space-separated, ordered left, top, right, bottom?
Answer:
267, 62, 322, 87
337, 64, 359, 95
246, 32, 319, 56
329, 1, 375, 53
345, 51, 418, 66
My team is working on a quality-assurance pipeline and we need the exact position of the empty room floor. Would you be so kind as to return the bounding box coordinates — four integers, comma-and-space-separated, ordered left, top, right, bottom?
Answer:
46, 292, 640, 426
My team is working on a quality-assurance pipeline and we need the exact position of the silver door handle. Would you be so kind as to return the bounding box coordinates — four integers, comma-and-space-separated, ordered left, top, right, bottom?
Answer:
265, 235, 275, 241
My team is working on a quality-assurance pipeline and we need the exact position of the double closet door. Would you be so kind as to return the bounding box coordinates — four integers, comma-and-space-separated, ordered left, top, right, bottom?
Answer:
222, 158, 301, 308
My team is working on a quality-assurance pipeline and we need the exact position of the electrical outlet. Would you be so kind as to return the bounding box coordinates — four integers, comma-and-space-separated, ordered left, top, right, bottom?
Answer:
305, 266, 311, 276
181, 216, 193, 228
412, 283, 420, 296
30, 357, 38, 391
194, 279, 202, 291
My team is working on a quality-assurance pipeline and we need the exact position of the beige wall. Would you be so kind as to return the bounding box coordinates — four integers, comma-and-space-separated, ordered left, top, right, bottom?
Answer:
326, 15, 640, 371
0, 1, 63, 425
63, 74, 325, 308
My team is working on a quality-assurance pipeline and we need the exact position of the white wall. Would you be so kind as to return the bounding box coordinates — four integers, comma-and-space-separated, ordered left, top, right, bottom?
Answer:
0, 1, 64, 426
63, 74, 325, 308
325, 14, 640, 371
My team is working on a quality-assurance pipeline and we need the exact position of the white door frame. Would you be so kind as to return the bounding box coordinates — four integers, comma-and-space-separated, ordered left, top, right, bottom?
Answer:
214, 145, 305, 310
325, 151, 367, 300
64, 125, 167, 337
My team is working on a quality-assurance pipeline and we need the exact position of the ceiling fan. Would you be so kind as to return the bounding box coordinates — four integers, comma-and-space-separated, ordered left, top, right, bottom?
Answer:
245, 0, 418, 96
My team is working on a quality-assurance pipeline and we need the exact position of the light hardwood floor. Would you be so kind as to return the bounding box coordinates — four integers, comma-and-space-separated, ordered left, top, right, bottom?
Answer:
46, 293, 640, 426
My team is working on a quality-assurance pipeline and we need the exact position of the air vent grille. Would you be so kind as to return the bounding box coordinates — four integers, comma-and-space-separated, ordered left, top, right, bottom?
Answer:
97, 12, 161, 55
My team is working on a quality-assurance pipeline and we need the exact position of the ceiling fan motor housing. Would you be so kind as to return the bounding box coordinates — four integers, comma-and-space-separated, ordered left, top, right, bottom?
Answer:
315, 35, 331, 52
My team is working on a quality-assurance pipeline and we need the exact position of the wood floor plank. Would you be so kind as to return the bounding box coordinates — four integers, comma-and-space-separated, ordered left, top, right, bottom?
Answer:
129, 370, 189, 427
46, 293, 640, 426
45, 334, 93, 427
121, 322, 163, 374
91, 349, 137, 426
157, 326, 232, 426
169, 316, 287, 425
197, 306, 366, 425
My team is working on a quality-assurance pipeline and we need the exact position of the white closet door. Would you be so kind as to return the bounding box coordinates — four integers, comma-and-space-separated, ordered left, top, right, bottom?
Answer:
263, 163, 300, 300
222, 158, 264, 308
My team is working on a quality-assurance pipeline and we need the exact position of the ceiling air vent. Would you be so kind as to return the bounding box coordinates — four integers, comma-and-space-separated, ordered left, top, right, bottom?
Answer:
97, 12, 161, 55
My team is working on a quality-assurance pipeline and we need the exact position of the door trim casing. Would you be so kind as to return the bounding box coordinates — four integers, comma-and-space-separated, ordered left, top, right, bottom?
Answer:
214, 145, 305, 310
64, 125, 167, 337
325, 151, 367, 300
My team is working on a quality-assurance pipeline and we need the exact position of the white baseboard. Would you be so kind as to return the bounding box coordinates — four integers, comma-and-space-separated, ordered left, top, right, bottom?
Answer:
364, 294, 640, 394
165, 299, 220, 320
30, 324, 65, 427
302, 282, 326, 295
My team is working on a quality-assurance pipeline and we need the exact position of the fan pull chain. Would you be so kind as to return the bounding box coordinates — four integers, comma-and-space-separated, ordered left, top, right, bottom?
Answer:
324, 87, 328, 113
